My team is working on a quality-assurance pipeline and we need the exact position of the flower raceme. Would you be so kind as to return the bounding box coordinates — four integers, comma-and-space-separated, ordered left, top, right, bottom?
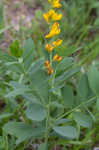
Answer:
44, 0, 63, 75
43, 9, 62, 23
46, 39, 63, 52
45, 22, 60, 38
48, 0, 62, 8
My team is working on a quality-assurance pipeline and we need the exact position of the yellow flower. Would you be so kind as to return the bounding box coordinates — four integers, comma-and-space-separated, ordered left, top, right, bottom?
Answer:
48, 67, 54, 75
45, 60, 53, 75
45, 60, 50, 68
43, 9, 54, 23
52, 12, 62, 21
43, 9, 62, 23
45, 22, 60, 38
46, 43, 54, 52
53, 0, 62, 8
46, 39, 62, 52
48, 0, 62, 8
53, 54, 62, 61
53, 39, 63, 48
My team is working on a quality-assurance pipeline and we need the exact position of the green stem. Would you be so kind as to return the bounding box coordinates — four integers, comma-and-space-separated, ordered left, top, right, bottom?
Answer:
45, 52, 58, 149
56, 139, 92, 145
50, 52, 52, 66
56, 96, 96, 121
44, 52, 54, 149
45, 104, 50, 150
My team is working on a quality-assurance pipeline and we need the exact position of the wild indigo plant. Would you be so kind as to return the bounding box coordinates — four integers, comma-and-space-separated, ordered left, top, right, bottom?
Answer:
1, 0, 99, 150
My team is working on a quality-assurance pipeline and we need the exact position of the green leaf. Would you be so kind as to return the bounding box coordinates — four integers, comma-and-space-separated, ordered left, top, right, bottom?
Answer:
77, 74, 95, 106
25, 103, 46, 121
88, 66, 99, 96
35, 10, 43, 20
73, 112, 92, 128
0, 4, 5, 36
94, 19, 99, 26
10, 40, 23, 58
3, 122, 45, 144
0, 113, 13, 120
22, 93, 41, 104
28, 58, 44, 75
9, 81, 28, 89
0, 53, 17, 63
56, 57, 73, 72
55, 44, 82, 57
38, 143, 46, 150
29, 69, 49, 101
61, 85, 74, 108
23, 38, 35, 70
50, 101, 63, 108
50, 87, 61, 97
96, 98, 99, 111
0, 4, 4, 21
0, 26, 12, 34
78, 74, 90, 102
53, 126, 78, 139
5, 82, 31, 98
91, 2, 99, 8
5, 61, 24, 74
55, 119, 71, 125
55, 67, 80, 85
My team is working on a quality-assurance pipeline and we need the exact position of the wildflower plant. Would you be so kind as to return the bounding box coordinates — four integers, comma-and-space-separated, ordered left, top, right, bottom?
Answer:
0, 0, 99, 150
44, 0, 63, 75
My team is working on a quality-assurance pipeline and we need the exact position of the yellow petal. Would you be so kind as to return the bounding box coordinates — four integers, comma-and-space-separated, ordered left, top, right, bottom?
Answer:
45, 60, 50, 68
45, 22, 60, 38
53, 0, 62, 8
46, 44, 54, 52
43, 9, 62, 23
43, 13, 49, 22
52, 13, 62, 21
48, 67, 54, 75
53, 39, 63, 48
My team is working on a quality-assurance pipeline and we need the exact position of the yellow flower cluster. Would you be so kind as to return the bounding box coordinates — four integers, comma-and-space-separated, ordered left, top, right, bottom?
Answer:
48, 0, 62, 8
43, 9, 62, 23
46, 39, 62, 52
44, 0, 63, 75
45, 22, 60, 38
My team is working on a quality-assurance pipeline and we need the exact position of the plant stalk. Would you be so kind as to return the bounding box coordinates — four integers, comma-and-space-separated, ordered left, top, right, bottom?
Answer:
45, 104, 50, 150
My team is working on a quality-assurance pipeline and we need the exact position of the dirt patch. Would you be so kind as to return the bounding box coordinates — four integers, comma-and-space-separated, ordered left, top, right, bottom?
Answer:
1, 0, 42, 50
